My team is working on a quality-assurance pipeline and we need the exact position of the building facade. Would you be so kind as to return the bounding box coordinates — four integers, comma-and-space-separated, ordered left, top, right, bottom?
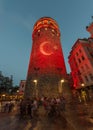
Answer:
68, 38, 93, 89
24, 17, 67, 99
19, 80, 26, 95
68, 21, 93, 90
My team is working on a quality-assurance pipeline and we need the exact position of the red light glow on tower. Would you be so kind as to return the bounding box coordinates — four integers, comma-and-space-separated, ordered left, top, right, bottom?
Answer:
24, 17, 67, 98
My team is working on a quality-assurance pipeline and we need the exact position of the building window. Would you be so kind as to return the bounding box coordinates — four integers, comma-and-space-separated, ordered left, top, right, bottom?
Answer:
89, 73, 93, 80
85, 64, 89, 69
78, 58, 81, 63
79, 49, 81, 53
87, 47, 89, 51
90, 52, 93, 58
22, 84, 24, 88
76, 52, 78, 56
81, 66, 84, 72
78, 70, 81, 75
81, 55, 85, 60
84, 75, 89, 82
86, 47, 93, 58
73, 58, 78, 67
80, 77, 83, 83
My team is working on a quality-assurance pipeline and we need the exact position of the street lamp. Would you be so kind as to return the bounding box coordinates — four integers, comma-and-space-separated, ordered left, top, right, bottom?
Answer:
81, 83, 85, 87
33, 79, 38, 97
81, 83, 87, 104
17, 90, 19, 93
2, 94, 6, 101
58, 79, 64, 94
16, 90, 19, 100
61, 79, 65, 83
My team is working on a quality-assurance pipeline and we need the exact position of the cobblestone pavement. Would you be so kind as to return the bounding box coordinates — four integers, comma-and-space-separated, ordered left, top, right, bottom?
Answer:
0, 102, 93, 130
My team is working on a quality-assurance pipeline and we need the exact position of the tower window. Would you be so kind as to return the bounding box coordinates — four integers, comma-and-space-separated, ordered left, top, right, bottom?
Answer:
52, 29, 54, 32
45, 28, 47, 30
51, 29, 56, 36
57, 33, 59, 37
38, 30, 40, 32
48, 21, 50, 24
38, 33, 40, 36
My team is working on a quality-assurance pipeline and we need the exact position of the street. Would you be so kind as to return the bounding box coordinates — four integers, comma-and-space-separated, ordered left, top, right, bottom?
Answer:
0, 111, 74, 130
0, 101, 93, 130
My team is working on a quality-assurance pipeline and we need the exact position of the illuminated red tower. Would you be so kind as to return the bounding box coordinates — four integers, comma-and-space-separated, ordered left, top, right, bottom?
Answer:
24, 17, 67, 98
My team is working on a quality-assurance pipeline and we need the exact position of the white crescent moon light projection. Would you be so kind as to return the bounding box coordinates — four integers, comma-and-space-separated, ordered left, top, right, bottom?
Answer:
40, 41, 53, 56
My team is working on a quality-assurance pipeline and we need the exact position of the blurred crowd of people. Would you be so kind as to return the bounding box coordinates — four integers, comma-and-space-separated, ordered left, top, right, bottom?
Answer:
0, 95, 66, 119
19, 96, 66, 119
0, 101, 15, 113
